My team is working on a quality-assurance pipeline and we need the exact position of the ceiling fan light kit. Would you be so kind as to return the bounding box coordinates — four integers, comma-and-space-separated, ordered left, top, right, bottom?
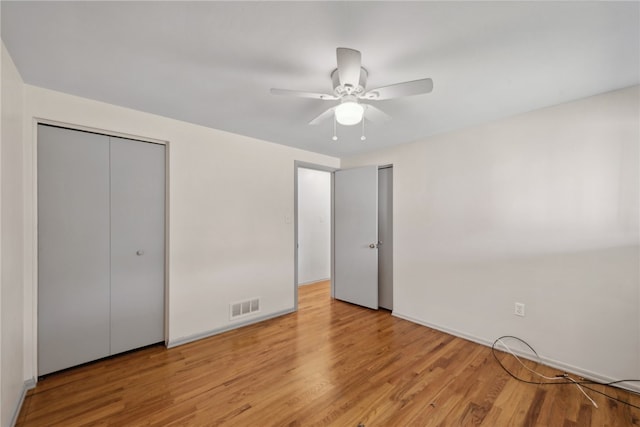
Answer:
271, 47, 433, 140
335, 96, 364, 126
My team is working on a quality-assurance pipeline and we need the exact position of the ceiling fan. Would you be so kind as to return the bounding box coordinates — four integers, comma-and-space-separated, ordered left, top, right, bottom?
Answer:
270, 47, 434, 131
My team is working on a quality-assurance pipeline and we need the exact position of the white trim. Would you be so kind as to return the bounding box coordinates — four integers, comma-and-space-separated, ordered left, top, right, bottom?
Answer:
163, 138, 170, 347
393, 311, 640, 394
297, 278, 331, 286
28, 118, 38, 383
0, 52, 3, 427
10, 378, 36, 427
167, 308, 295, 348
34, 118, 168, 146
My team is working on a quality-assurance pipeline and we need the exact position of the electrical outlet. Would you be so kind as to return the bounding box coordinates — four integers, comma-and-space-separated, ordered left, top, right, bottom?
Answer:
514, 302, 525, 317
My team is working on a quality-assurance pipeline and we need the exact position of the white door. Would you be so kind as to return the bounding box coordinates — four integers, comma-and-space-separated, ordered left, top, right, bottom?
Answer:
334, 166, 379, 309
109, 137, 165, 354
38, 125, 112, 375
38, 125, 165, 375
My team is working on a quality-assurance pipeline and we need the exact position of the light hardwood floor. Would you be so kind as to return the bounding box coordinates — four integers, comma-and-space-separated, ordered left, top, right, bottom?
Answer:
17, 281, 640, 426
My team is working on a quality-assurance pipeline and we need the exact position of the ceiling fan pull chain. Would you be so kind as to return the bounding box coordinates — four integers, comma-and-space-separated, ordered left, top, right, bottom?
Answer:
332, 114, 338, 141
361, 116, 366, 141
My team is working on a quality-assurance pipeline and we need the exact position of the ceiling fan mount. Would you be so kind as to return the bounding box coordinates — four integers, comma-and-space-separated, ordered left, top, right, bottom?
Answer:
330, 67, 368, 97
271, 47, 433, 129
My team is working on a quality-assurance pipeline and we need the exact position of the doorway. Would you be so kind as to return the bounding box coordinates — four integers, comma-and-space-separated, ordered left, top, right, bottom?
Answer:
297, 167, 332, 286
294, 162, 393, 312
294, 162, 336, 309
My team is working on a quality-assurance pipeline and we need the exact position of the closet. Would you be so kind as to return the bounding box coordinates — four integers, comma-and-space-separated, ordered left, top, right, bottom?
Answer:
37, 124, 165, 375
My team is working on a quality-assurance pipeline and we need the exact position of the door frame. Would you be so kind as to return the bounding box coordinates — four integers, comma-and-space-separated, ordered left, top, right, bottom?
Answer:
377, 164, 394, 311
32, 119, 170, 377
294, 162, 394, 311
293, 161, 337, 310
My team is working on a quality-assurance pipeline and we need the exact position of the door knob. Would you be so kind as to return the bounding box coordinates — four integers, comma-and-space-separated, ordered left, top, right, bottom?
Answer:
369, 243, 376, 249
136, 250, 145, 256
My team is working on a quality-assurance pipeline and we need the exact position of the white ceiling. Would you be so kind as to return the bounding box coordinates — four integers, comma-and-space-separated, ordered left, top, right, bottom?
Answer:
2, 1, 638, 157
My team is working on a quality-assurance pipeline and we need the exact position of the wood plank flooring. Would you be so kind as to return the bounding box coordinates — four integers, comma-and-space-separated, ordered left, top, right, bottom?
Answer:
17, 281, 640, 426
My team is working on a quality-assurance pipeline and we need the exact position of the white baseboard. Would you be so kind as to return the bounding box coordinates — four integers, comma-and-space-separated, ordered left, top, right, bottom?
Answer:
10, 378, 36, 427
392, 311, 640, 394
168, 308, 295, 348
297, 278, 330, 286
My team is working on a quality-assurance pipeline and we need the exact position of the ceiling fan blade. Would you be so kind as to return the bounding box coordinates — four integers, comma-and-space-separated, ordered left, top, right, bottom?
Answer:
270, 88, 338, 100
309, 106, 336, 125
362, 78, 433, 100
363, 104, 392, 123
336, 47, 362, 89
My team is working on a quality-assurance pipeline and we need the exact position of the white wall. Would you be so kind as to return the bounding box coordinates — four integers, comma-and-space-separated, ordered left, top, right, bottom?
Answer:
20, 85, 340, 382
297, 168, 331, 285
343, 86, 640, 387
1, 42, 25, 427
6, 42, 638, 419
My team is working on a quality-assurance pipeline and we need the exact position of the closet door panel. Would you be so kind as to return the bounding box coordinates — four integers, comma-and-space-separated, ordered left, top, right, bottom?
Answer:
38, 125, 111, 375
109, 137, 165, 354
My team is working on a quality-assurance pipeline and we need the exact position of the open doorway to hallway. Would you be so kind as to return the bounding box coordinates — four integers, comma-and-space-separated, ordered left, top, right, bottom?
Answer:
296, 167, 332, 291
294, 163, 393, 312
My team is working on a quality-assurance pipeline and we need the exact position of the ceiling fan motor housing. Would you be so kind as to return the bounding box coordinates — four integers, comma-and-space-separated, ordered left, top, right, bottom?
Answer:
331, 67, 368, 97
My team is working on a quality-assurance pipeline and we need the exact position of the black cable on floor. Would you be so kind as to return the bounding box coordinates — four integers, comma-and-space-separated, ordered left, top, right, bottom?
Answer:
491, 335, 640, 411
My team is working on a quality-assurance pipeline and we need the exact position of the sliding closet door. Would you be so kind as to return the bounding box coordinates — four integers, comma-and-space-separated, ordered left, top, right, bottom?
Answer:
38, 125, 111, 375
109, 137, 165, 354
